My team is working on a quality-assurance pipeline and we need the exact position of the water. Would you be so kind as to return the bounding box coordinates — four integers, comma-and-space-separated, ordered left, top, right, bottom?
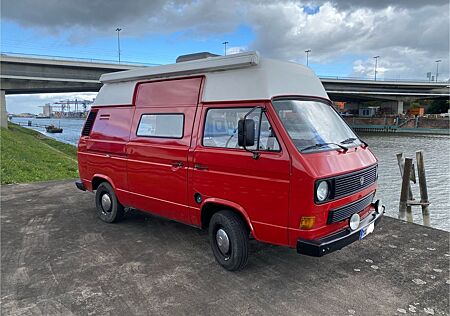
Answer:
11, 118, 450, 231
363, 133, 450, 231
11, 117, 85, 145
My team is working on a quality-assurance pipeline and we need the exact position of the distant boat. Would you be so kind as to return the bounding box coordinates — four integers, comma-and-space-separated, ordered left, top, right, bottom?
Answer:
36, 116, 51, 119
45, 125, 63, 133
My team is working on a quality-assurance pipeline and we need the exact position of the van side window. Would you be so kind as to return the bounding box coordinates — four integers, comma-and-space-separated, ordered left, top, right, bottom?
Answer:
137, 114, 184, 138
203, 108, 280, 151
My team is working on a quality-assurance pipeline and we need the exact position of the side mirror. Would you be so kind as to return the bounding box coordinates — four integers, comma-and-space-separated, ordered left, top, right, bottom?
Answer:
238, 119, 255, 147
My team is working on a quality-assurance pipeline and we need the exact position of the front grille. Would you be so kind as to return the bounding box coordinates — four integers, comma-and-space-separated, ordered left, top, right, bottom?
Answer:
334, 165, 377, 199
327, 193, 374, 224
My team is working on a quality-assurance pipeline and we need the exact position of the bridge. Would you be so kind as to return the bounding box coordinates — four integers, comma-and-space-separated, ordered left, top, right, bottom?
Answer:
1, 54, 449, 128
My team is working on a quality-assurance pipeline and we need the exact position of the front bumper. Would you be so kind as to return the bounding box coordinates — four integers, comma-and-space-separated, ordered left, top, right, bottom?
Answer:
297, 200, 384, 257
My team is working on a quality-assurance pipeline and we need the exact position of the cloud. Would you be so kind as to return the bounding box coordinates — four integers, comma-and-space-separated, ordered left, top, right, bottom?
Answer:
327, 0, 449, 10
245, 2, 449, 79
1, 0, 449, 80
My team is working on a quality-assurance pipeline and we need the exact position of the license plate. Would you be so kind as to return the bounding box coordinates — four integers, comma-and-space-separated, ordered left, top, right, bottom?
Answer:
359, 222, 375, 240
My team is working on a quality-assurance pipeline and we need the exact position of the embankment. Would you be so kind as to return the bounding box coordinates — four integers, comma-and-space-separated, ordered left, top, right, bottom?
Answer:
0, 123, 78, 184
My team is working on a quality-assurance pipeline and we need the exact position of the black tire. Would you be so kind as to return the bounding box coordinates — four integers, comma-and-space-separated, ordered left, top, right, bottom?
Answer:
95, 182, 125, 223
208, 210, 249, 271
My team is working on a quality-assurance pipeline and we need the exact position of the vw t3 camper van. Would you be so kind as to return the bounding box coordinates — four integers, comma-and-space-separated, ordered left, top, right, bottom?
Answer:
77, 52, 384, 271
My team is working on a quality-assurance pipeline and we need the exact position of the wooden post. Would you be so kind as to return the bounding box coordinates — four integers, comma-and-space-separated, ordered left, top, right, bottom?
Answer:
398, 157, 413, 221
416, 151, 431, 226
396, 153, 414, 222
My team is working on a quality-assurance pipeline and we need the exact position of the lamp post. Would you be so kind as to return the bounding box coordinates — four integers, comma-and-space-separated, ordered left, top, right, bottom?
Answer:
222, 41, 229, 56
373, 55, 380, 81
305, 49, 311, 67
435, 59, 442, 82
116, 28, 122, 63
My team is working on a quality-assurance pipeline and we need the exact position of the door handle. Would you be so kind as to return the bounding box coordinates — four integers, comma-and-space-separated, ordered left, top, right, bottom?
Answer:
171, 161, 184, 168
194, 163, 208, 170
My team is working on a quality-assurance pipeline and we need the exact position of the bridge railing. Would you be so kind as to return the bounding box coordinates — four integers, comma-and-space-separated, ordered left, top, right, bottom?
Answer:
1, 51, 449, 84
319, 75, 450, 84
1, 52, 161, 67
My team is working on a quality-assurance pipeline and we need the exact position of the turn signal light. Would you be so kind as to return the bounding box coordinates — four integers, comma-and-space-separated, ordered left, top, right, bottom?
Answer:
300, 216, 316, 230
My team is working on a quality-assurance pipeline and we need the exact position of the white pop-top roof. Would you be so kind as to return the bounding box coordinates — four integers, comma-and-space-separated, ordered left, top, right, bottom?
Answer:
93, 51, 328, 106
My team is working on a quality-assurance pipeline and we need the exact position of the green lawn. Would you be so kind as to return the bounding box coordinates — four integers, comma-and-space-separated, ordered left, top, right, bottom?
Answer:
1, 123, 79, 184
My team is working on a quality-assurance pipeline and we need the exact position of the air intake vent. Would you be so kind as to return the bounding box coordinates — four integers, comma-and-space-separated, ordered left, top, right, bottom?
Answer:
81, 111, 97, 136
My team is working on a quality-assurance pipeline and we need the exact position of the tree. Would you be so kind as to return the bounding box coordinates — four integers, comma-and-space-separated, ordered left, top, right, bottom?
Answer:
427, 99, 449, 114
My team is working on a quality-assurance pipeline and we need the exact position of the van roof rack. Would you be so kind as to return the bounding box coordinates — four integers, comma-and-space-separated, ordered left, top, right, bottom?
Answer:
100, 51, 260, 83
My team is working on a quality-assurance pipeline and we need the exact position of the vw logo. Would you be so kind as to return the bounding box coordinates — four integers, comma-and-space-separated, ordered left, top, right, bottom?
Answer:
360, 176, 365, 186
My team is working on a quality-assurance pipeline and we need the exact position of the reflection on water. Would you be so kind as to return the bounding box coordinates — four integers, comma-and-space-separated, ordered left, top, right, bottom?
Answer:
363, 133, 450, 231
11, 118, 450, 231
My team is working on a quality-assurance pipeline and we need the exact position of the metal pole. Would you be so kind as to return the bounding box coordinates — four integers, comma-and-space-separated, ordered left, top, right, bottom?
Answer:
222, 41, 229, 56
435, 59, 441, 82
373, 56, 380, 81
416, 151, 431, 226
305, 49, 311, 67
116, 28, 122, 63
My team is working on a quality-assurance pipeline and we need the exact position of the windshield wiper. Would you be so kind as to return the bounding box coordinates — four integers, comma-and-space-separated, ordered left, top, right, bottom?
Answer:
301, 142, 348, 153
340, 137, 369, 148
340, 137, 357, 144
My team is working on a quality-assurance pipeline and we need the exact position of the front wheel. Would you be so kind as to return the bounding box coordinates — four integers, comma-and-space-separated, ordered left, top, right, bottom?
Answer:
95, 182, 125, 223
208, 211, 249, 271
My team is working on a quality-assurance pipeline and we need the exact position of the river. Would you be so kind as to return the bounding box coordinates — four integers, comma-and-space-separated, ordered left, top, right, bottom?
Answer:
11, 117, 450, 231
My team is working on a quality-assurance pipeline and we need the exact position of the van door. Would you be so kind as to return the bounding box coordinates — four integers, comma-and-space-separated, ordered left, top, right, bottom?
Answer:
126, 77, 203, 224
190, 102, 291, 245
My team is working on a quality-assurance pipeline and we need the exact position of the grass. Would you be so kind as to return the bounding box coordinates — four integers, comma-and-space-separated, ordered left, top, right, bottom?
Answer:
1, 123, 78, 184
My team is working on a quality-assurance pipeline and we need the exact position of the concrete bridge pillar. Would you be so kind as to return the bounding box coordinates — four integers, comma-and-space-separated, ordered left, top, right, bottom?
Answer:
397, 100, 404, 114
1, 90, 8, 129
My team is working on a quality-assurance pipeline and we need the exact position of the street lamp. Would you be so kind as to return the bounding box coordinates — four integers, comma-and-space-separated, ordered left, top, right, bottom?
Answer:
373, 55, 380, 81
116, 28, 122, 63
305, 49, 311, 67
222, 41, 229, 56
435, 59, 442, 82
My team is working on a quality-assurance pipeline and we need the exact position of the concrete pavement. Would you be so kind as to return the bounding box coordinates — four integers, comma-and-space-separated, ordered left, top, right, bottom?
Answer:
1, 180, 449, 315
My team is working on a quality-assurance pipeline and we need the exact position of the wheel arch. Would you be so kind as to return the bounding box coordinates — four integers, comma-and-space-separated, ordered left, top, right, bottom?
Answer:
200, 198, 255, 238
91, 174, 115, 191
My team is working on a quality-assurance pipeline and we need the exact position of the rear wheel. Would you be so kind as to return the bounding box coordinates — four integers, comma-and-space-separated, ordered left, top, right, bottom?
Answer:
95, 182, 124, 223
208, 210, 249, 271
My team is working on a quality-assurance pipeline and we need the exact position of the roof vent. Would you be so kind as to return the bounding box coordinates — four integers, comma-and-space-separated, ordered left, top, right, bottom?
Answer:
176, 52, 220, 63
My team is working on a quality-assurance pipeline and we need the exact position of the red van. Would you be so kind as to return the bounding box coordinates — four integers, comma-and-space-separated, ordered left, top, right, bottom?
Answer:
77, 52, 384, 271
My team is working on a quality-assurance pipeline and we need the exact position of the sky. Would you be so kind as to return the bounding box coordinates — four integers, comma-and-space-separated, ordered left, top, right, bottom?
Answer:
1, 0, 449, 114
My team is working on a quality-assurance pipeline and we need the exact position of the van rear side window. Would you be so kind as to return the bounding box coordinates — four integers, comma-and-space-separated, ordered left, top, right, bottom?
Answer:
81, 111, 97, 136
137, 114, 184, 138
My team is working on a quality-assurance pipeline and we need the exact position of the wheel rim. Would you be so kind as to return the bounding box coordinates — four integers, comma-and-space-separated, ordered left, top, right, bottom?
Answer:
101, 193, 112, 213
216, 228, 230, 255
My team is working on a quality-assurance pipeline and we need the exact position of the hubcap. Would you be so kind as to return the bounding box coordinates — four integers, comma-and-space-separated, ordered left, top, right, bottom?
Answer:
216, 228, 230, 255
101, 193, 112, 212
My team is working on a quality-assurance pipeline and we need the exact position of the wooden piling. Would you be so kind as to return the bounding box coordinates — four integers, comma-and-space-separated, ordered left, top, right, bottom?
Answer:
398, 157, 413, 221
416, 151, 431, 226
396, 153, 414, 222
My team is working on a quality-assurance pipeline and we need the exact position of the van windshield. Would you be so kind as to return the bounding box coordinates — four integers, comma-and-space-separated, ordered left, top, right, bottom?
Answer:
272, 99, 361, 153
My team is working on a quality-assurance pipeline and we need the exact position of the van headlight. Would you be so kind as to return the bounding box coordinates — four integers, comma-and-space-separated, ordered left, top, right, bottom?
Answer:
316, 181, 329, 202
